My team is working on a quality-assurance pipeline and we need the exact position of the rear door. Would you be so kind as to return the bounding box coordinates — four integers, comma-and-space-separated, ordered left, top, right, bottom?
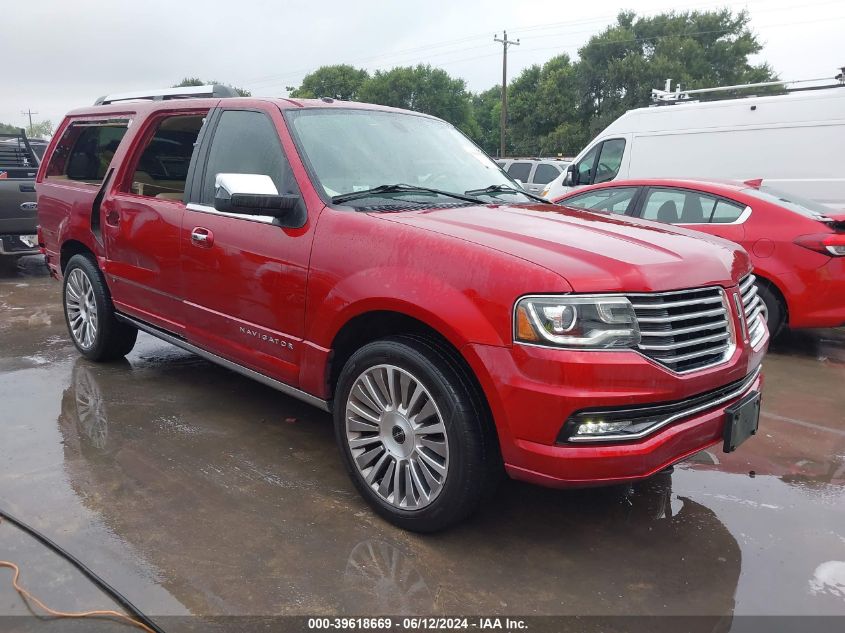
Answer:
102, 109, 209, 334
180, 105, 313, 386
527, 162, 562, 194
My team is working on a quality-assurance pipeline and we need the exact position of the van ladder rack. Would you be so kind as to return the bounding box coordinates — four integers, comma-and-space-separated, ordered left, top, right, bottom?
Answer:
651, 67, 845, 105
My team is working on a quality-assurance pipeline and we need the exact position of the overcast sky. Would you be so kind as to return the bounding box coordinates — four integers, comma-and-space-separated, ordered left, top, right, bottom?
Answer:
3, 0, 843, 131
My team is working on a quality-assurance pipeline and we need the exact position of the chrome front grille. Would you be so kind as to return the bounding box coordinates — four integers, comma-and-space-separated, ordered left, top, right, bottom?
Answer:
740, 274, 767, 347
628, 286, 733, 373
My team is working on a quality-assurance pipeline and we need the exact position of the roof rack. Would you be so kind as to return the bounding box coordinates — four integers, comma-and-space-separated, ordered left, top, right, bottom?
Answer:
651, 66, 845, 105
94, 84, 239, 106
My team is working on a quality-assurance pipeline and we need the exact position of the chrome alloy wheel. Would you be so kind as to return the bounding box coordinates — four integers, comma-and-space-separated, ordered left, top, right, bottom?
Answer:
345, 364, 450, 509
65, 268, 98, 349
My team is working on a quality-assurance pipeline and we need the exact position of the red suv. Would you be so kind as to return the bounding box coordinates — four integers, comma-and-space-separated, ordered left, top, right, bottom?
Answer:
36, 89, 768, 531
554, 179, 845, 335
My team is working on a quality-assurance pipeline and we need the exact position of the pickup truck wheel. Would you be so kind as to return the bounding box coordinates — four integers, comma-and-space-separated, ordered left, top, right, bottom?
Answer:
63, 254, 138, 361
334, 336, 496, 532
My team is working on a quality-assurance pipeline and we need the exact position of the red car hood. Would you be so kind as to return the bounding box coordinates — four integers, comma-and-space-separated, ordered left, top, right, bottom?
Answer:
379, 204, 750, 293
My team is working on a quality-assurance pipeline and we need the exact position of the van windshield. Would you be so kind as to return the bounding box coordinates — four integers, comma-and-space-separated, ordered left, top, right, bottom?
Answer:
285, 108, 532, 207
743, 185, 834, 219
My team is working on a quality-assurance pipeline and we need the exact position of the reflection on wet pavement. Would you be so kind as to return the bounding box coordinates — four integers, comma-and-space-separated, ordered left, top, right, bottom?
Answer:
1, 256, 844, 625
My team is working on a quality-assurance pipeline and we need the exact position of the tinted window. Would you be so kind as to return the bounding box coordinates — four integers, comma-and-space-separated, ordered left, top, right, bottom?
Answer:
45, 121, 129, 185
128, 114, 205, 198
593, 139, 625, 184
562, 187, 638, 214
532, 163, 560, 185
201, 110, 297, 205
506, 162, 531, 183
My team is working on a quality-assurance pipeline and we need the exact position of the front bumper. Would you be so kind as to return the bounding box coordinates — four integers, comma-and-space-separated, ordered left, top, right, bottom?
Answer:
464, 325, 767, 488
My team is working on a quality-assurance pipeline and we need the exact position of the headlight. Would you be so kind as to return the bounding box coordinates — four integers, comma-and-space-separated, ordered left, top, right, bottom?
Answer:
514, 295, 640, 349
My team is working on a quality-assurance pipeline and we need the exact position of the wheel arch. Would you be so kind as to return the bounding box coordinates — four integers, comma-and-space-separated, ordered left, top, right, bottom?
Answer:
753, 271, 789, 325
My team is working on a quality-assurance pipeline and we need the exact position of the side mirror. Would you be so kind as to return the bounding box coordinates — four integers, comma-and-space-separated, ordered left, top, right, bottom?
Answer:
213, 173, 300, 220
563, 164, 577, 187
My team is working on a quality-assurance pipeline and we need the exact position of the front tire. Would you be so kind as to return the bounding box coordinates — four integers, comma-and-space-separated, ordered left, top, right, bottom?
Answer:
334, 335, 499, 532
63, 254, 138, 361
757, 282, 785, 338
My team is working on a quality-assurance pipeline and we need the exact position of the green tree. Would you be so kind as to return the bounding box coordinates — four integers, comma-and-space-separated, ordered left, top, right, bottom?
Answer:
575, 9, 777, 138
173, 77, 251, 97
0, 122, 21, 134
28, 120, 54, 138
470, 86, 501, 155
358, 65, 478, 137
502, 54, 580, 157
288, 65, 370, 100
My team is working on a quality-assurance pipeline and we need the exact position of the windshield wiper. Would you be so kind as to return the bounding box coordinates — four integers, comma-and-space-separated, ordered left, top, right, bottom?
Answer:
331, 183, 483, 205
464, 184, 549, 204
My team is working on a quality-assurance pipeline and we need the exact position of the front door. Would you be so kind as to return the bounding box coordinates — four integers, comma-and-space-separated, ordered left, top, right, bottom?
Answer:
180, 106, 313, 386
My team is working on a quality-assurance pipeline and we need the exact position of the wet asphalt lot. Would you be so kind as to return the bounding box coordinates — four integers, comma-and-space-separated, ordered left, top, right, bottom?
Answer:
1, 255, 844, 631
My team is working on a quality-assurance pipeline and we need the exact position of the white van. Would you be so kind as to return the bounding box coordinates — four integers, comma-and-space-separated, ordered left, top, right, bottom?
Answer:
541, 87, 845, 208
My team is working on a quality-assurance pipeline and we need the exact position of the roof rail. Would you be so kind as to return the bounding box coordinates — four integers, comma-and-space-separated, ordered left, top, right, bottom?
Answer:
94, 84, 239, 106
651, 67, 845, 105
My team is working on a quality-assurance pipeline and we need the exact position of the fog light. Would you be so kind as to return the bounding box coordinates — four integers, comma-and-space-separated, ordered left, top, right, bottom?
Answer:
574, 419, 635, 435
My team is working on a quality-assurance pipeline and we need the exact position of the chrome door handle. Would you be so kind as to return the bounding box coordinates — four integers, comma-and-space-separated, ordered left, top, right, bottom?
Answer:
190, 227, 214, 247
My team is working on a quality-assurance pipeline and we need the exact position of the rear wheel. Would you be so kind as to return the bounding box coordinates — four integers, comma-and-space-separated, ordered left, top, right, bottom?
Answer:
757, 282, 785, 338
334, 335, 499, 532
63, 254, 138, 361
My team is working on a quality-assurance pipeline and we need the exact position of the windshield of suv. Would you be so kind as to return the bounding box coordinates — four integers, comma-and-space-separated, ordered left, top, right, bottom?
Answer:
285, 108, 534, 207
743, 185, 834, 220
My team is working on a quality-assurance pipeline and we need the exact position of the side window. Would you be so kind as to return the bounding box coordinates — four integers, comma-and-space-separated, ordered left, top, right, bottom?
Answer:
562, 187, 638, 214
200, 110, 298, 205
506, 161, 531, 183
126, 114, 206, 199
532, 163, 560, 185
575, 145, 599, 185
642, 188, 724, 224
593, 139, 625, 184
709, 199, 747, 223
45, 120, 130, 185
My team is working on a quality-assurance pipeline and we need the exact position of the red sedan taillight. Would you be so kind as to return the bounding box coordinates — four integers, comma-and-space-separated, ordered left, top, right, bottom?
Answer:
794, 233, 845, 257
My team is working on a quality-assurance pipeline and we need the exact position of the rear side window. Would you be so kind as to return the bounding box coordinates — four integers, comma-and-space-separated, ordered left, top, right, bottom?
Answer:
45, 120, 130, 185
200, 110, 297, 205
532, 163, 560, 185
562, 187, 638, 214
506, 162, 531, 183
125, 114, 206, 199
642, 188, 746, 224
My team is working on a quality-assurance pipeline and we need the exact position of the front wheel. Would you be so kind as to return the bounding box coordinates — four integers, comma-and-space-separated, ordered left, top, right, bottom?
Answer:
63, 254, 138, 361
334, 336, 499, 532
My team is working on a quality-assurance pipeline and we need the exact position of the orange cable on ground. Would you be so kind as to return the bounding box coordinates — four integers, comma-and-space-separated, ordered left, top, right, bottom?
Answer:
0, 559, 156, 633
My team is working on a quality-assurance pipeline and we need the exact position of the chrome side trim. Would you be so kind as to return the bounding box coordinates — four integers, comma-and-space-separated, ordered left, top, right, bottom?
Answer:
568, 364, 762, 443
116, 313, 331, 412
186, 202, 277, 225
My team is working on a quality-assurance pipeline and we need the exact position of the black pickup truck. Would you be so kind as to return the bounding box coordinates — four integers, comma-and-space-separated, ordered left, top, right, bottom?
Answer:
0, 129, 41, 259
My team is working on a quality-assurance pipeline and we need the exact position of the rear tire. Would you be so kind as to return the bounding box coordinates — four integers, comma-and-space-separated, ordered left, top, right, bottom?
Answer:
63, 254, 138, 361
334, 335, 500, 532
757, 282, 785, 338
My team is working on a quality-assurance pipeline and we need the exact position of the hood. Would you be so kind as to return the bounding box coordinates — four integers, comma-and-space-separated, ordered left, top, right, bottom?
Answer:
378, 203, 750, 293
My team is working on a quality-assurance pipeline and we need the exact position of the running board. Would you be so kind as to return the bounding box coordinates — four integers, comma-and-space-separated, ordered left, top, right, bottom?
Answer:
115, 313, 331, 412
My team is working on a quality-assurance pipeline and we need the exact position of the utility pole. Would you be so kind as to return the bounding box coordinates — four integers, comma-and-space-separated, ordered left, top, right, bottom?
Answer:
493, 30, 519, 158
21, 109, 37, 136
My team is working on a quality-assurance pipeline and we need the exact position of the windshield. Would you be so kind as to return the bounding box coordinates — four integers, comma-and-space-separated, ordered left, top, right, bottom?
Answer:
285, 108, 533, 206
743, 185, 834, 219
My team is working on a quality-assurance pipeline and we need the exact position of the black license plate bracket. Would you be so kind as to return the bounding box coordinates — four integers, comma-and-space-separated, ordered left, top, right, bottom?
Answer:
723, 390, 761, 453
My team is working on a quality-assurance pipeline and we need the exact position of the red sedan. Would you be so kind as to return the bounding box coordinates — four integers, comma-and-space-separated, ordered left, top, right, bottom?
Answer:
554, 179, 845, 334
